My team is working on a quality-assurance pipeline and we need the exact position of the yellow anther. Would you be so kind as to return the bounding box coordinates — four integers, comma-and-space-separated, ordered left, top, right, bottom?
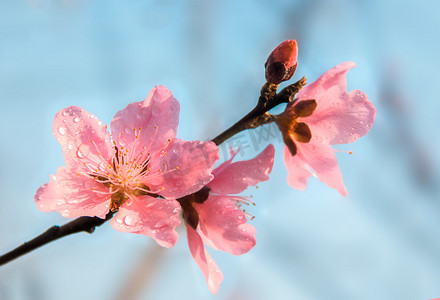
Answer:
175, 166, 179, 170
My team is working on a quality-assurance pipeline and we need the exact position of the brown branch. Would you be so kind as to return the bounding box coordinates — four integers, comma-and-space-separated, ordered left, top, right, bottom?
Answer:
0, 211, 115, 266
211, 77, 306, 145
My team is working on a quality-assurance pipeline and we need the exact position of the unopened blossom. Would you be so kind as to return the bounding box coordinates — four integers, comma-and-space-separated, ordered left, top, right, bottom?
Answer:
34, 86, 219, 248
265, 40, 298, 84
179, 145, 275, 294
274, 62, 377, 196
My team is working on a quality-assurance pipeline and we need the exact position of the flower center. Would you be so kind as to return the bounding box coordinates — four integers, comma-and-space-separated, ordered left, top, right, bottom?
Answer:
77, 126, 177, 211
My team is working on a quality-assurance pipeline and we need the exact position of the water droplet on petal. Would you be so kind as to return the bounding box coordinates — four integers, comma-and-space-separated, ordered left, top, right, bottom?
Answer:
97, 121, 102, 126
155, 219, 167, 229
62, 111, 68, 117
73, 116, 81, 123
77, 149, 84, 159
116, 218, 123, 224
124, 215, 137, 226
58, 127, 66, 135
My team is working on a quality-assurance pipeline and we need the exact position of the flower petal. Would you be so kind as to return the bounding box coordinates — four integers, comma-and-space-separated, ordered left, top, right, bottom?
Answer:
283, 146, 312, 190
286, 140, 348, 196
150, 139, 219, 199
208, 145, 275, 195
110, 196, 181, 248
53, 106, 113, 172
110, 85, 179, 158
297, 61, 356, 101
304, 86, 377, 145
34, 167, 111, 218
186, 225, 223, 294
196, 196, 256, 255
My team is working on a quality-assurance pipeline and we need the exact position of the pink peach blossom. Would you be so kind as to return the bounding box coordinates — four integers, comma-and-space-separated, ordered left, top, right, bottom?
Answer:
181, 145, 275, 293
34, 86, 219, 248
275, 62, 377, 196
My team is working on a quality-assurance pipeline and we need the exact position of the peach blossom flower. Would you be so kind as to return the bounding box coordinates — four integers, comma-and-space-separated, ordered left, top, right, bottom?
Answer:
34, 86, 219, 248
275, 62, 377, 196
180, 145, 275, 293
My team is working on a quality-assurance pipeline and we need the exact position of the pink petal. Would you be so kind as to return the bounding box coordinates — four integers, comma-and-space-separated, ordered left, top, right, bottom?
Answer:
287, 139, 348, 196
34, 167, 111, 219
283, 146, 313, 190
110, 196, 181, 248
302, 86, 377, 145
53, 106, 113, 172
196, 196, 256, 255
297, 61, 356, 101
186, 225, 223, 294
208, 145, 275, 195
150, 139, 219, 199
110, 86, 179, 158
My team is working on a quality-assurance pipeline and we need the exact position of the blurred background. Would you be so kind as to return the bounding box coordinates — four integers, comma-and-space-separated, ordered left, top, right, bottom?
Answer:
1, 0, 439, 299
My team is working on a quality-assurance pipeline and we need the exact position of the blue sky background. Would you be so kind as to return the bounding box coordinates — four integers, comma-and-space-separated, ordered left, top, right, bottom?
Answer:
1, 1, 440, 299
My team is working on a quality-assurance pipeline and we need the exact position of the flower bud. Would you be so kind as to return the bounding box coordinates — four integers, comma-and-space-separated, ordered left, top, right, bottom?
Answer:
265, 40, 298, 84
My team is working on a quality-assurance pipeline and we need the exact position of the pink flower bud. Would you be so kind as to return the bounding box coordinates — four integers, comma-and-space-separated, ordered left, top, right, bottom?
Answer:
265, 40, 298, 84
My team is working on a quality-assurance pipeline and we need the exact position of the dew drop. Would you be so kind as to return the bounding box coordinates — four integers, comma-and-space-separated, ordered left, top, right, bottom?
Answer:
62, 111, 68, 117
73, 116, 81, 123
124, 215, 137, 226
76, 149, 84, 159
116, 218, 123, 224
155, 219, 167, 229
58, 127, 66, 135
97, 121, 103, 126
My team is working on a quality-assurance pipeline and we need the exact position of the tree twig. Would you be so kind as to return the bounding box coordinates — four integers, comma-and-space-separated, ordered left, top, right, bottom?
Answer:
0, 211, 115, 266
